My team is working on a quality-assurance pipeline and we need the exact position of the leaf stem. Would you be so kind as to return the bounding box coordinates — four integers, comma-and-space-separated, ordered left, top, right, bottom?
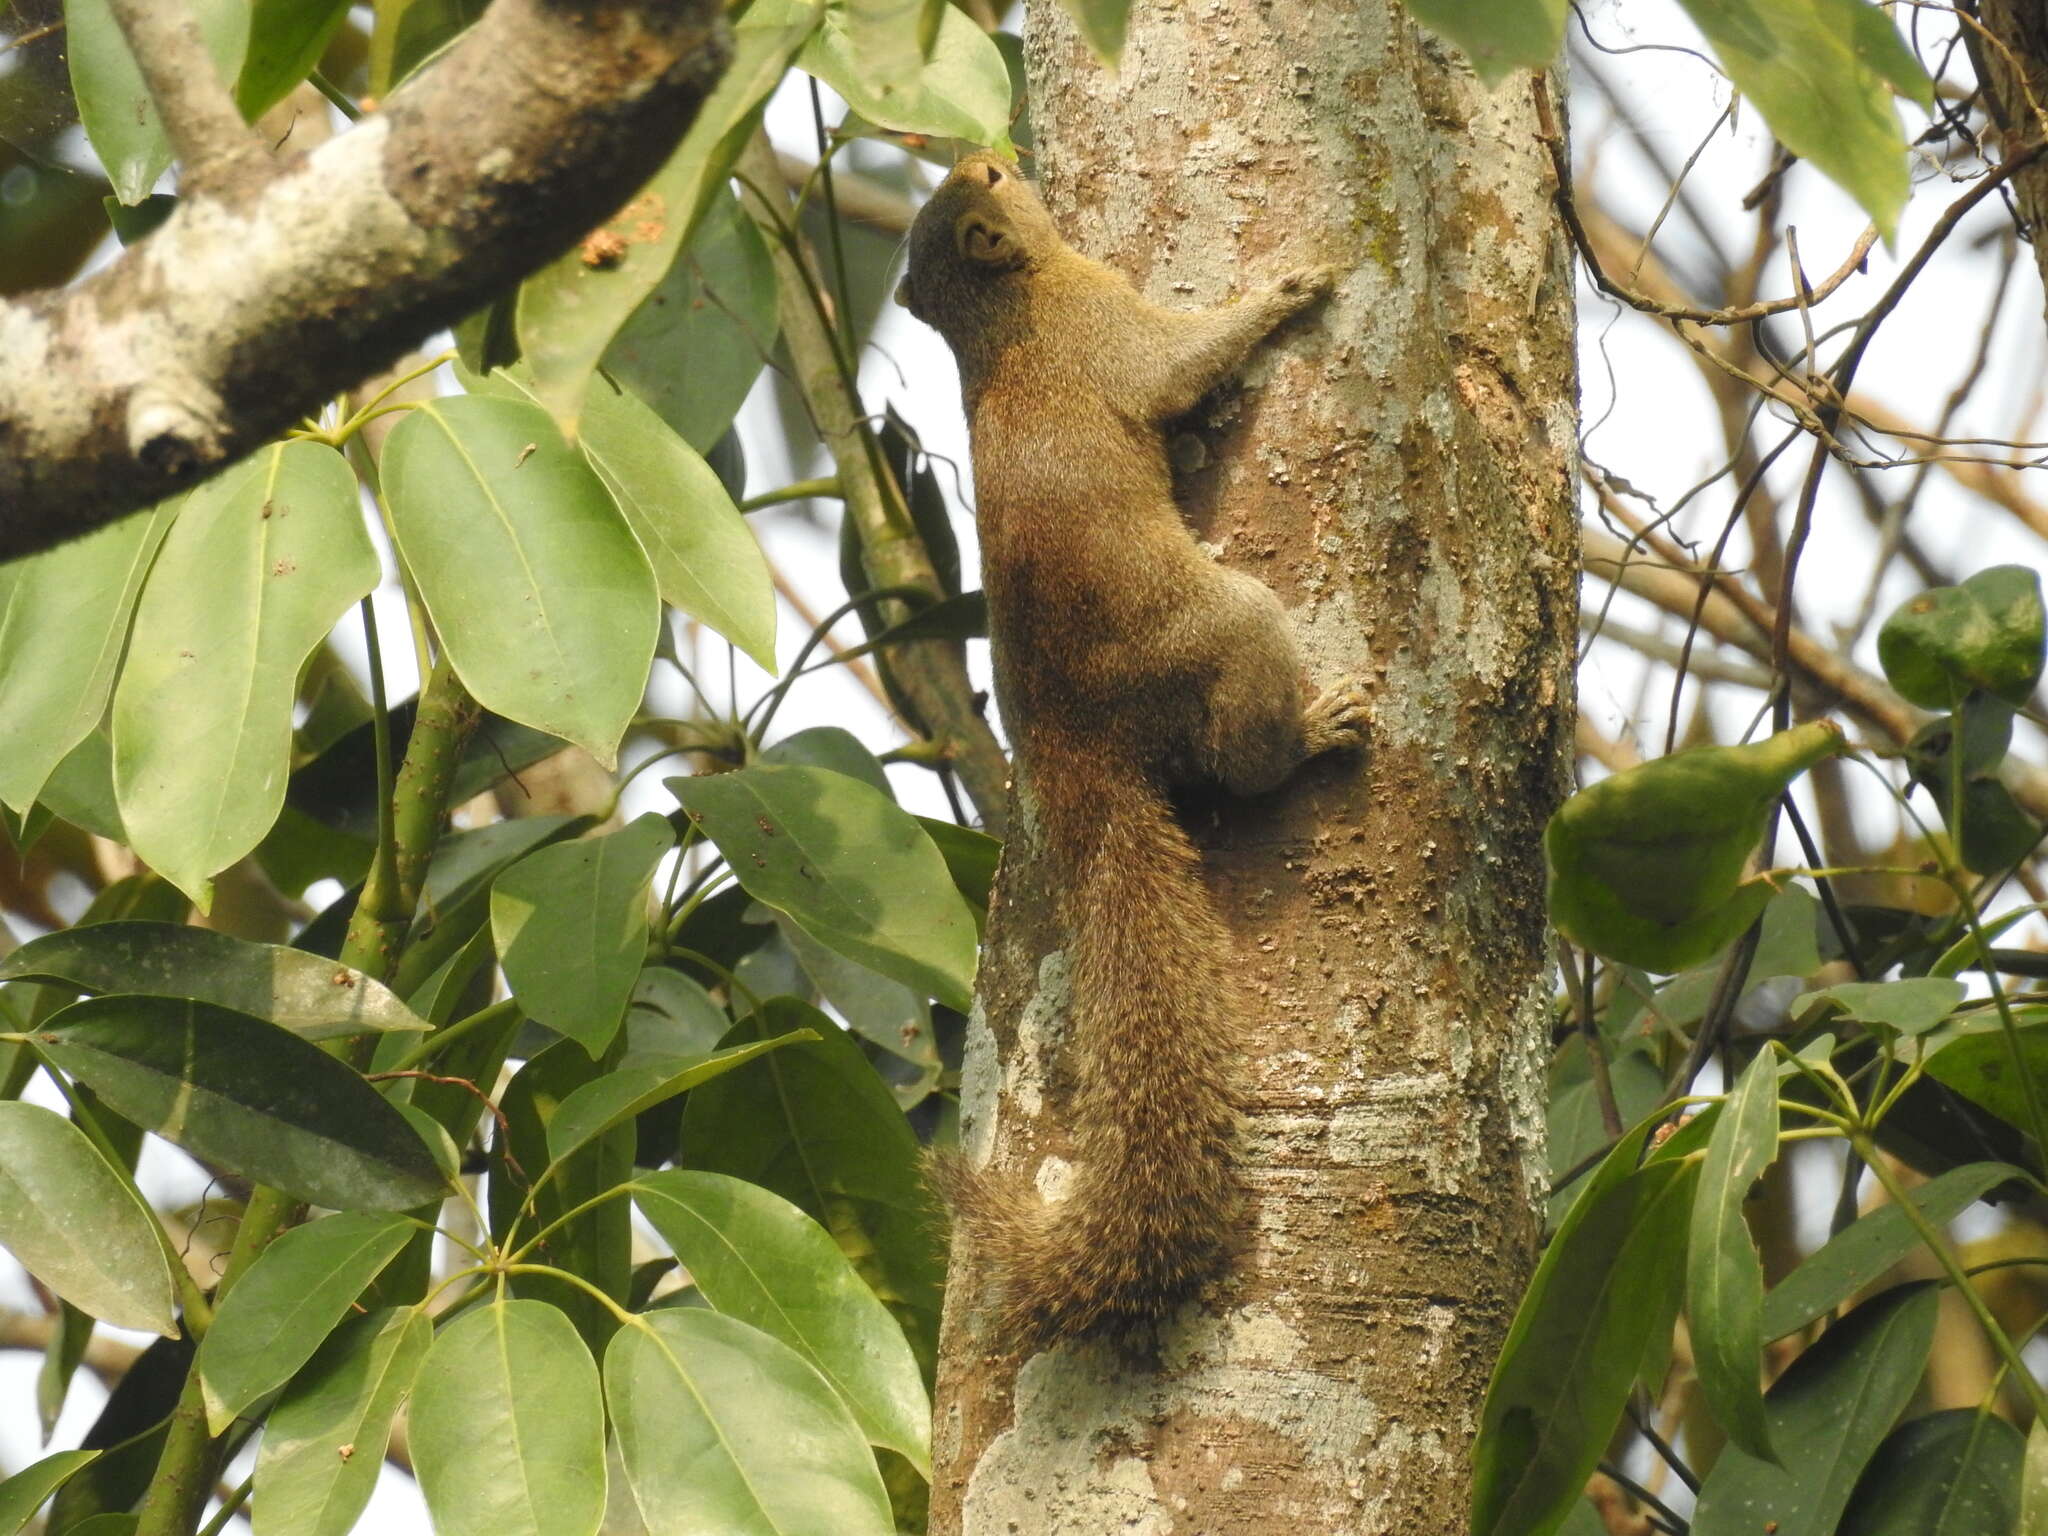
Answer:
737, 475, 842, 512
1855, 1133, 2048, 1422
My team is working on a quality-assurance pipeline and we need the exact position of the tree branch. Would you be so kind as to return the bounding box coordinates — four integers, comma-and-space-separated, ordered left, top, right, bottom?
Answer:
735, 131, 1012, 833
105, 0, 268, 191
0, 0, 731, 563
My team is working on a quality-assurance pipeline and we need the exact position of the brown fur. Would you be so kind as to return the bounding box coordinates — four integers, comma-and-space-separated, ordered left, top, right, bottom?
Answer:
903, 153, 1367, 1348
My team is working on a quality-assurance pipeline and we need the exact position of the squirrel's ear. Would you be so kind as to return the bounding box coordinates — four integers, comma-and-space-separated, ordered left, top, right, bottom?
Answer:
956, 212, 1016, 268
894, 275, 912, 308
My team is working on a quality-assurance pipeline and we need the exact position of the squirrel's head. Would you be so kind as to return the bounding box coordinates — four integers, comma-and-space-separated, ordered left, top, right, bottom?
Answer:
896, 152, 1056, 336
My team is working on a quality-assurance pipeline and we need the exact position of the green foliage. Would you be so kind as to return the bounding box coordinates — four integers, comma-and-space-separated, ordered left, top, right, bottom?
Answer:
66, 0, 247, 203
605, 1309, 894, 1536
1840, 1408, 2026, 1534
1398, 0, 1931, 236
411, 1300, 607, 1536
1546, 721, 1847, 971
236, 0, 352, 119
0, 922, 429, 1041
632, 1169, 932, 1472
492, 814, 677, 1055
196, 1211, 413, 1433
0, 1451, 102, 1536
514, 2, 824, 437
113, 443, 378, 908
384, 397, 659, 767
671, 765, 979, 1011
252, 1309, 432, 1536
1692, 1284, 1941, 1534
1498, 563, 2048, 1536
1402, 0, 1566, 85
0, 506, 172, 815
1686, 1050, 1781, 1462
0, 1102, 175, 1337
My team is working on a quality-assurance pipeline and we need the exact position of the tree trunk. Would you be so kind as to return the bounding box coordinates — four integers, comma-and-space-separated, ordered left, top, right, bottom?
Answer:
1973, 0, 2048, 319
929, 3, 1579, 1531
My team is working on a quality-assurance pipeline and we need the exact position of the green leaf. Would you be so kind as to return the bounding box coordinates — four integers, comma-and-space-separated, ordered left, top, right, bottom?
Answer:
625, 967, 730, 1057
1840, 1408, 2024, 1535
1951, 776, 2040, 876
774, 913, 938, 1075
367, 0, 486, 95
252, 1307, 431, 1536
605, 1309, 895, 1536
1676, 0, 1932, 242
383, 396, 657, 767
492, 814, 676, 1056
1761, 1163, 2031, 1343
761, 727, 894, 797
0, 1449, 101, 1536
0, 503, 173, 815
1400, 0, 1566, 85
0, 922, 429, 1042
581, 379, 779, 670
1690, 1283, 1941, 1536
1545, 721, 1848, 972
669, 764, 978, 1010
235, 0, 351, 119
1750, 882, 1824, 980
1880, 566, 2044, 710
198, 1211, 411, 1434
0, 1102, 174, 1336
412, 1299, 606, 1536
835, 591, 991, 663
1920, 1010, 2048, 1137
486, 1042, 634, 1353
395, 815, 590, 998
113, 442, 378, 908
1049, 0, 1128, 63
603, 187, 780, 453
677, 1002, 943, 1376
1687, 1050, 1781, 1462
38, 996, 446, 1211
1795, 977, 1966, 1037
545, 1033, 815, 1166
515, 5, 822, 435
468, 362, 778, 672
796, 0, 1012, 148
1473, 1159, 1695, 1536
632, 1169, 930, 1472
917, 816, 1000, 915
826, 0, 926, 102
1544, 1041, 1664, 1227
66, 0, 248, 203
2023, 1418, 2048, 1536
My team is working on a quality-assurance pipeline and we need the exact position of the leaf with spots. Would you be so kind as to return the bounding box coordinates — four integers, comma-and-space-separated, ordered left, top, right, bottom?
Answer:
112, 442, 378, 909
668, 765, 977, 1010
384, 396, 657, 768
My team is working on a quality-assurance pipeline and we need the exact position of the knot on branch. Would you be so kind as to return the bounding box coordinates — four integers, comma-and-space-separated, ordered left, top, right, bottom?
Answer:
127, 387, 227, 482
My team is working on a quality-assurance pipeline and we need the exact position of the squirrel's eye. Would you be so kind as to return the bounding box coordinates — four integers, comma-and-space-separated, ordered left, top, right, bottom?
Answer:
984, 163, 1003, 186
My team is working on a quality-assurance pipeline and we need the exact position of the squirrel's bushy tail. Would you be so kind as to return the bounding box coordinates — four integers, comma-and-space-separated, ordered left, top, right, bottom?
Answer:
935, 754, 1243, 1347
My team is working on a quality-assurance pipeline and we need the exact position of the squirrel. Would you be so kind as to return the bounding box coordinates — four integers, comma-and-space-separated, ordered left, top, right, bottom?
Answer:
898, 151, 1368, 1348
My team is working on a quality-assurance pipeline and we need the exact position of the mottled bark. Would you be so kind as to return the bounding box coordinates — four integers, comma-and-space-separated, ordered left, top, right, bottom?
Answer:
1974, 0, 2048, 320
930, 4, 1577, 1532
0, 0, 729, 561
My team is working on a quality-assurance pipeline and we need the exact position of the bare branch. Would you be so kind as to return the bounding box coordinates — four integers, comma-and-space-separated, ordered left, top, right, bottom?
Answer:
105, 0, 267, 190
0, 0, 731, 564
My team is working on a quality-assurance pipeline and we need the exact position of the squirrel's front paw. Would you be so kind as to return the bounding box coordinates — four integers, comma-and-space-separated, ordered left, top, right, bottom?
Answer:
1276, 264, 1340, 304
